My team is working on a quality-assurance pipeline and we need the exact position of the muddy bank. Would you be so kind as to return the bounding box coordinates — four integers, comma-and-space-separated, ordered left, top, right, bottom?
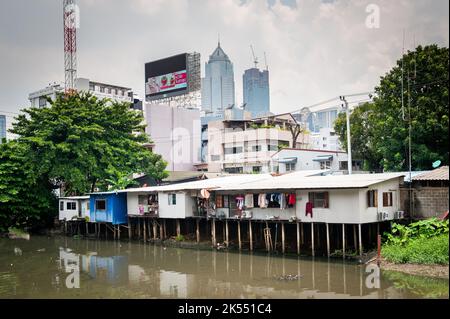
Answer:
372, 258, 449, 279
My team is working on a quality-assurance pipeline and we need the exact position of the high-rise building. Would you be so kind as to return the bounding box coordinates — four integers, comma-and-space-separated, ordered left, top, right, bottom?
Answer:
201, 42, 235, 115
0, 115, 6, 143
243, 67, 270, 118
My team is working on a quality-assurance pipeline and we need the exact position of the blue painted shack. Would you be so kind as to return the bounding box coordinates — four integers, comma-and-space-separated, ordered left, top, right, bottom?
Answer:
90, 192, 128, 225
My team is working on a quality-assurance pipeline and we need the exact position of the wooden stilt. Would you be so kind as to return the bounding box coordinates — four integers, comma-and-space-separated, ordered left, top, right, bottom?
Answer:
281, 222, 285, 254
163, 219, 167, 239
138, 218, 141, 239
358, 224, 363, 257
105, 224, 108, 240
342, 224, 346, 258
196, 219, 200, 243
143, 218, 147, 243
326, 223, 330, 257
311, 223, 315, 257
238, 221, 242, 251
118, 225, 121, 240
85, 222, 88, 235
176, 219, 181, 237
128, 218, 132, 240
147, 219, 151, 239
159, 220, 164, 240
301, 223, 304, 244
212, 219, 216, 246
296, 222, 300, 255
249, 220, 253, 251
353, 224, 357, 251
153, 221, 157, 240
225, 220, 229, 247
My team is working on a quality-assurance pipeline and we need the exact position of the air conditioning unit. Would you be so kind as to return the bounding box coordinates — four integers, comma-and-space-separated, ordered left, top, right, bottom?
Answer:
395, 211, 405, 219
383, 212, 389, 220
376, 212, 383, 221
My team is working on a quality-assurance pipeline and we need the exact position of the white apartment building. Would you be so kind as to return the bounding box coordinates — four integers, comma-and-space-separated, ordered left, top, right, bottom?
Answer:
207, 114, 310, 173
28, 78, 133, 108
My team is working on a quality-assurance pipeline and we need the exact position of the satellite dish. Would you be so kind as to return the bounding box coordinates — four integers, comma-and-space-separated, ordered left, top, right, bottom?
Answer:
432, 160, 441, 169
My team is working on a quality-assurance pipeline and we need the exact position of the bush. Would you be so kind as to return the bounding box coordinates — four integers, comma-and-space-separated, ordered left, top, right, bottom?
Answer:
384, 218, 448, 245
175, 234, 185, 242
382, 234, 449, 265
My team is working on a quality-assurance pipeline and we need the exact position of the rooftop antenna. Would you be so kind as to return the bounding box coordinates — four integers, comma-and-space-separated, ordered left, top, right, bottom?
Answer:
250, 45, 258, 69
401, 29, 405, 120
63, 0, 78, 95
264, 51, 268, 71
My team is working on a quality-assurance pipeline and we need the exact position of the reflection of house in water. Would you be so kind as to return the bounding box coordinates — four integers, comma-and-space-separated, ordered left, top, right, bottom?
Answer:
128, 265, 150, 285
59, 248, 128, 285
159, 270, 196, 298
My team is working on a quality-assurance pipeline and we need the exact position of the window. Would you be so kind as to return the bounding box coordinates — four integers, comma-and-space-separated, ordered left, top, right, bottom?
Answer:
339, 161, 348, 170
99, 87, 105, 93
268, 145, 278, 151
253, 166, 262, 173
60, 201, 64, 211
168, 194, 177, 205
224, 167, 243, 174
95, 199, 106, 210
66, 202, 76, 210
138, 195, 148, 205
286, 163, 296, 172
224, 147, 243, 155
320, 161, 331, 170
86, 202, 90, 211
216, 195, 228, 208
39, 97, 47, 108
251, 145, 262, 152
367, 190, 378, 207
383, 192, 393, 207
308, 192, 329, 208
211, 155, 220, 162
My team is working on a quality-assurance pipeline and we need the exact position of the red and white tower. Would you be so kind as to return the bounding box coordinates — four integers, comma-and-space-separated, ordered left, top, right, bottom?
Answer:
63, 0, 77, 94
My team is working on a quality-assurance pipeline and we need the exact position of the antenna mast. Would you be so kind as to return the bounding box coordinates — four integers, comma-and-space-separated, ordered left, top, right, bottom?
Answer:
264, 51, 268, 71
63, 0, 77, 94
250, 45, 258, 69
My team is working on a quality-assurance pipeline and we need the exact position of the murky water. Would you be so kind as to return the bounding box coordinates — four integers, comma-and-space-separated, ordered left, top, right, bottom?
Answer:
0, 236, 448, 299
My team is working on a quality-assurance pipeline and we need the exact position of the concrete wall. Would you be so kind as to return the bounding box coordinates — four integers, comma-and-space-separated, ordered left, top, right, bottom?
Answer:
413, 187, 448, 219
158, 192, 194, 219
58, 199, 80, 220
81, 199, 90, 219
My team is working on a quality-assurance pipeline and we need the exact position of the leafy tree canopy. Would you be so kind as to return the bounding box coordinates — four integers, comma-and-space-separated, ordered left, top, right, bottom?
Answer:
335, 45, 449, 171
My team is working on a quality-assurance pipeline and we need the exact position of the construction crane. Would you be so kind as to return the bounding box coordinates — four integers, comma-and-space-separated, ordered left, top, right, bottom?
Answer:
63, 0, 77, 94
250, 45, 258, 69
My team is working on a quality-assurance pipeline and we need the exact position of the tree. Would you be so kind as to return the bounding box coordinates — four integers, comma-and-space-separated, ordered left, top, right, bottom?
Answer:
0, 141, 56, 232
10, 92, 168, 194
335, 45, 449, 171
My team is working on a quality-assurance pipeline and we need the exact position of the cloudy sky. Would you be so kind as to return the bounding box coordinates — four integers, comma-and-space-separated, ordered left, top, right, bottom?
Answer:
0, 0, 448, 130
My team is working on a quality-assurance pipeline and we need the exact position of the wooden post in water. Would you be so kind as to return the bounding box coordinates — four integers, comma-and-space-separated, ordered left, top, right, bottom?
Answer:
128, 218, 132, 240
159, 220, 164, 240
225, 220, 229, 247
85, 222, 88, 236
138, 218, 141, 240
281, 222, 285, 254
176, 219, 181, 237
301, 223, 304, 244
249, 220, 253, 251
358, 223, 363, 257
353, 224, 357, 251
212, 219, 216, 246
238, 221, 242, 251
311, 223, 315, 257
342, 224, 346, 258
143, 218, 147, 243
296, 222, 300, 255
326, 223, 330, 257
153, 221, 157, 240
196, 219, 200, 243
118, 225, 121, 240
163, 219, 167, 239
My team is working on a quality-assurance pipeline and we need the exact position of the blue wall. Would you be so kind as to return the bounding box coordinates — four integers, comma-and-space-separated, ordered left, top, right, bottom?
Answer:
90, 193, 127, 225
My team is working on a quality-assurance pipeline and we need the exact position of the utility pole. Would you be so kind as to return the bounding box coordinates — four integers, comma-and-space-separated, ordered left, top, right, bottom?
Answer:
340, 96, 352, 175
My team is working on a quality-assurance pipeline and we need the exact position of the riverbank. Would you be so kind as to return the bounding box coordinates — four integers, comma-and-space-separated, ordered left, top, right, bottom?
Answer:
372, 258, 449, 279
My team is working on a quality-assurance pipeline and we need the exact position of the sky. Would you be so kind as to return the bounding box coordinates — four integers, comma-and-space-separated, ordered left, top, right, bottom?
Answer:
0, 0, 448, 132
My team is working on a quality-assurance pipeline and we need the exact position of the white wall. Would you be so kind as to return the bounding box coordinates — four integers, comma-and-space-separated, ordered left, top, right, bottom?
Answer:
127, 193, 140, 216
158, 192, 194, 219
81, 199, 90, 219
58, 200, 80, 220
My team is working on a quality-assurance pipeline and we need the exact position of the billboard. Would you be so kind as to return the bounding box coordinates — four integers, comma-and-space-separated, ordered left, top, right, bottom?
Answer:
145, 53, 188, 100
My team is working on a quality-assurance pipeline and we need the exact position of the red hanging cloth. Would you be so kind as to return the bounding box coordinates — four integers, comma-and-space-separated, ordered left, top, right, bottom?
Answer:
305, 202, 313, 217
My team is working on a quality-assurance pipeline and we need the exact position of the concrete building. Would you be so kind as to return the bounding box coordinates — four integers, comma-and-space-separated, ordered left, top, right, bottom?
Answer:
28, 78, 134, 108
207, 114, 309, 173
201, 42, 235, 115
243, 67, 270, 118
306, 107, 343, 151
144, 102, 201, 172
0, 115, 6, 143
270, 148, 350, 174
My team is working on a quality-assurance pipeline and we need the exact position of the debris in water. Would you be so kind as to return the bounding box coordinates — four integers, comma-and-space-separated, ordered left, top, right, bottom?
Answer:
14, 247, 22, 256
37, 248, 46, 252
274, 274, 303, 281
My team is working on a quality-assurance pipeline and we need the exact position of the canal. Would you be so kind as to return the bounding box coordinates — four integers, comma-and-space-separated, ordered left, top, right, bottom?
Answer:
0, 236, 448, 298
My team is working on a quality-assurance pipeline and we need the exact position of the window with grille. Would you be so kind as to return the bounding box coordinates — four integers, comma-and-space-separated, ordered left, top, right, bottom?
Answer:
308, 192, 329, 208
95, 199, 106, 210
66, 202, 77, 210
367, 190, 378, 207
382, 192, 393, 207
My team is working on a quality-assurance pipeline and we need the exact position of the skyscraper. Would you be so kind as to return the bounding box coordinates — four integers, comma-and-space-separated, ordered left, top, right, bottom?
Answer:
201, 42, 235, 115
0, 115, 6, 143
243, 67, 270, 118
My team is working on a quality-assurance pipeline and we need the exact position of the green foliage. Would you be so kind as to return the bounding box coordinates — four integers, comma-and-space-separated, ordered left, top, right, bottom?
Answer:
334, 45, 449, 171
384, 218, 449, 245
9, 92, 168, 194
175, 234, 185, 242
382, 234, 449, 265
0, 141, 57, 232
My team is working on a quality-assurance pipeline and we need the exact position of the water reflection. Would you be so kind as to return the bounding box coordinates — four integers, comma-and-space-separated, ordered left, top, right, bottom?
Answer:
0, 236, 447, 299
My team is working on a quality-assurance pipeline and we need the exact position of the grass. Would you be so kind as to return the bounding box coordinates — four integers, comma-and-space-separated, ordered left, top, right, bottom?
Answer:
383, 270, 449, 298
382, 234, 449, 265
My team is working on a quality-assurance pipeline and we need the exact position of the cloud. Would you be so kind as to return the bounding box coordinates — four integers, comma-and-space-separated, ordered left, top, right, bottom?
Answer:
0, 0, 448, 123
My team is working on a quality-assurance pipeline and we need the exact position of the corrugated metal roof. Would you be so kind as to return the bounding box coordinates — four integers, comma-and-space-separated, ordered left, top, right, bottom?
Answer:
59, 196, 90, 200
413, 166, 449, 181
217, 172, 405, 191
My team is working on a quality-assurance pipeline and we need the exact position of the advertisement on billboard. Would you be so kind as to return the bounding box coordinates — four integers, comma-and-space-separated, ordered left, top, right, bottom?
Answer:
146, 70, 187, 96
145, 53, 188, 101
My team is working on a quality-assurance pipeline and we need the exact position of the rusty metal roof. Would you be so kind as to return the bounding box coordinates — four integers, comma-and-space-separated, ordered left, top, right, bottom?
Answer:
413, 166, 449, 181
